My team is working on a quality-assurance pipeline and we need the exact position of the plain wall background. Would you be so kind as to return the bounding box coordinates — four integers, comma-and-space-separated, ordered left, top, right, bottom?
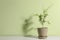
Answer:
0, 0, 60, 36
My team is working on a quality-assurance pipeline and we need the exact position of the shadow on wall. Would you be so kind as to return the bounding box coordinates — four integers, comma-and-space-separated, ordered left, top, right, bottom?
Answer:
22, 15, 34, 37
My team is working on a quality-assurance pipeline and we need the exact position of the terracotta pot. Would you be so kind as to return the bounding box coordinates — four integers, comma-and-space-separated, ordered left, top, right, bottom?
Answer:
37, 27, 48, 39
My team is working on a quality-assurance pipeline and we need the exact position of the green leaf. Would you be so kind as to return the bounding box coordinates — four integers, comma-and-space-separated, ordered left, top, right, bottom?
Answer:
39, 14, 43, 21
44, 14, 48, 18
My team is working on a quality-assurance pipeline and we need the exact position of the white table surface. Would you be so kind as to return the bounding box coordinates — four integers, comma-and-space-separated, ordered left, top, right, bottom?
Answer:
0, 36, 60, 40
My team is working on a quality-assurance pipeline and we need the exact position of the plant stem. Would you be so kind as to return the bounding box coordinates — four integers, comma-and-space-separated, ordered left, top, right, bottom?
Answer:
42, 23, 44, 28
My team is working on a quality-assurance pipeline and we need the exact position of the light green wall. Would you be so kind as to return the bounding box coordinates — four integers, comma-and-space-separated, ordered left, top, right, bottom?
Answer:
0, 0, 60, 36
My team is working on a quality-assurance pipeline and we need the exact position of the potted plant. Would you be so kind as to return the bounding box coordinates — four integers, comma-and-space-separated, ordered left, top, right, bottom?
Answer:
37, 13, 49, 39
35, 6, 51, 39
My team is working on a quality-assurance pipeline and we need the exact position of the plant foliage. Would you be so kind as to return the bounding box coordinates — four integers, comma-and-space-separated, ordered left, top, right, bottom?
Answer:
34, 6, 51, 27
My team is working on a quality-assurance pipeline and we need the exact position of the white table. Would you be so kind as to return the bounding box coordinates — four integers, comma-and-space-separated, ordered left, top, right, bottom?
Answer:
0, 36, 60, 40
